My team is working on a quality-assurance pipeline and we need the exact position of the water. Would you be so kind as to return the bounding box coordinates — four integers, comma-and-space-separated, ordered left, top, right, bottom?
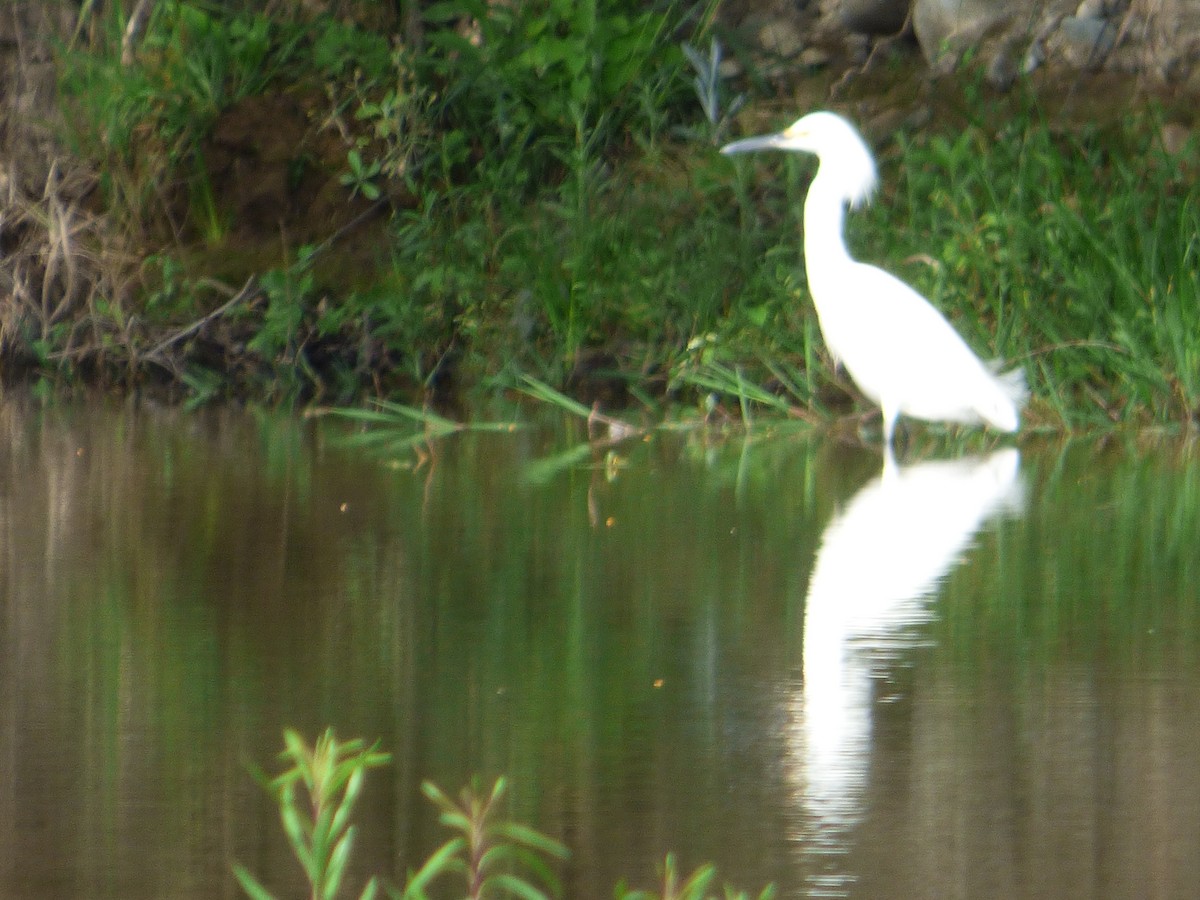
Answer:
1, 399, 1198, 898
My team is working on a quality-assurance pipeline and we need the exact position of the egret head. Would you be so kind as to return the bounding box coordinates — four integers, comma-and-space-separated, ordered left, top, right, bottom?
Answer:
721, 110, 878, 208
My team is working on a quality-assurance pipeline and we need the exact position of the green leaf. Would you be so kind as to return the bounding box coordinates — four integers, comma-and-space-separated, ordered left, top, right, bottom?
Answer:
323, 826, 356, 900
505, 846, 564, 896
492, 822, 569, 858
232, 864, 277, 900
330, 767, 365, 837
484, 872, 552, 900
402, 837, 465, 897
488, 775, 508, 805
674, 861, 717, 899
419, 780, 454, 811
423, 1, 479, 24
514, 374, 595, 418
282, 729, 309, 765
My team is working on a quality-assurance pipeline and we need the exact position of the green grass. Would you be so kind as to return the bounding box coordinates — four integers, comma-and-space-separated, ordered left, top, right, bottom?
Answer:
879, 109, 1200, 431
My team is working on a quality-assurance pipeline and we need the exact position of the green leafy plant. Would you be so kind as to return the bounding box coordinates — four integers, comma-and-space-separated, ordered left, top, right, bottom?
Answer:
401, 777, 568, 900
887, 105, 1200, 428
234, 732, 778, 900
248, 246, 318, 360
419, 0, 685, 186
313, 23, 430, 198
340, 149, 383, 200
681, 38, 745, 145
233, 728, 391, 900
59, 0, 304, 232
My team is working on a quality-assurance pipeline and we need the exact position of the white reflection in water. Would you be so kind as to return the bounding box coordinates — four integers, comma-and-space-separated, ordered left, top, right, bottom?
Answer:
791, 449, 1024, 895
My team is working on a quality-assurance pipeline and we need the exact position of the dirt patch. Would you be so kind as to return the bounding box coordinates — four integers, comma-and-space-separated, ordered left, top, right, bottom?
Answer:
191, 90, 400, 282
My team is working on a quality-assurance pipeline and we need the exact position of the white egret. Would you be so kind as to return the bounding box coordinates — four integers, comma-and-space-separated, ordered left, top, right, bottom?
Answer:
721, 111, 1026, 447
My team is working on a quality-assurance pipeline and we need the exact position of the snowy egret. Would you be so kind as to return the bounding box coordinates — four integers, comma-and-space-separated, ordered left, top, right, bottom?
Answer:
721, 111, 1026, 447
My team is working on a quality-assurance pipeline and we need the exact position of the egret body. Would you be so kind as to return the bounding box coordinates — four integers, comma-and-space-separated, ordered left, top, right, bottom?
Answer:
721, 111, 1025, 447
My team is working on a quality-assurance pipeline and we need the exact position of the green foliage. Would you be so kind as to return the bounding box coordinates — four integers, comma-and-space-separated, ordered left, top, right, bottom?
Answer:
233, 728, 390, 900
400, 777, 569, 900
351, 51, 433, 186
66, 1, 295, 150
418, 0, 687, 187
311, 19, 393, 82
315, 26, 431, 198
233, 731, 567, 900
234, 731, 777, 900
340, 149, 383, 201
59, 0, 305, 232
249, 248, 317, 361
884, 108, 1200, 428
681, 39, 746, 146
379, 147, 761, 383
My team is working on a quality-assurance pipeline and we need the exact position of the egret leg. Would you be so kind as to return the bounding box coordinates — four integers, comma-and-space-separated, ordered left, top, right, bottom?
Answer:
881, 404, 898, 449
882, 442, 899, 479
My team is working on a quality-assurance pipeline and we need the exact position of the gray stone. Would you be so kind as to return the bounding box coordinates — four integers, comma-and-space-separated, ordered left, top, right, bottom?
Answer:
758, 18, 807, 57
1159, 122, 1192, 157
1075, 0, 1119, 17
837, 0, 909, 34
987, 45, 1020, 89
912, 0, 1013, 63
1053, 15, 1117, 67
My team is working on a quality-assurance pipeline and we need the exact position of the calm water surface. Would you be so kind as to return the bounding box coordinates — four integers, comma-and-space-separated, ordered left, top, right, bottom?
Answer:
1, 400, 1198, 898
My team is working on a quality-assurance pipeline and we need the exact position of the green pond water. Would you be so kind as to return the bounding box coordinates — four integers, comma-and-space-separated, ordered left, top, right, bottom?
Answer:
1, 400, 1198, 898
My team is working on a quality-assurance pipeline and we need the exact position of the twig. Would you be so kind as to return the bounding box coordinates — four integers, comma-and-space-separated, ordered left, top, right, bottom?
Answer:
146, 276, 258, 361
830, 7, 915, 99
121, 0, 156, 66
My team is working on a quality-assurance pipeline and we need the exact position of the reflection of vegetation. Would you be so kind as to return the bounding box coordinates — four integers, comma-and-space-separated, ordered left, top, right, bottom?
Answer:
234, 731, 769, 900
14, 402, 1200, 896
330, 401, 520, 455
936, 438, 1200, 669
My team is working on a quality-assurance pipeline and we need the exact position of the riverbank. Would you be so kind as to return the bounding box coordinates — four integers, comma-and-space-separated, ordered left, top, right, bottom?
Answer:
2, 2, 1198, 433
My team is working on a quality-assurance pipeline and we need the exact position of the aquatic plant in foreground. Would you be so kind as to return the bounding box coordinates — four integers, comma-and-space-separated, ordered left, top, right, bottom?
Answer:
234, 729, 774, 900
233, 728, 390, 900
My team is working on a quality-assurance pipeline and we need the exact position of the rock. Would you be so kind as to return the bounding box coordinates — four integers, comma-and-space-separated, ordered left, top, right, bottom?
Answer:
721, 0, 1200, 86
1052, 15, 1117, 68
986, 44, 1020, 89
837, 0, 909, 34
1075, 0, 1118, 17
1023, 42, 1045, 74
912, 0, 1013, 64
799, 46, 834, 68
1159, 122, 1192, 157
757, 18, 806, 57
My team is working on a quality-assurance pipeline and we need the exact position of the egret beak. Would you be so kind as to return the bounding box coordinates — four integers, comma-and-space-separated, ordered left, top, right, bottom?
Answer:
720, 133, 789, 155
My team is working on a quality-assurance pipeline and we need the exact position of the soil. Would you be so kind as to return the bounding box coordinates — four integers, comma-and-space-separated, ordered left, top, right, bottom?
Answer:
191, 89, 400, 287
